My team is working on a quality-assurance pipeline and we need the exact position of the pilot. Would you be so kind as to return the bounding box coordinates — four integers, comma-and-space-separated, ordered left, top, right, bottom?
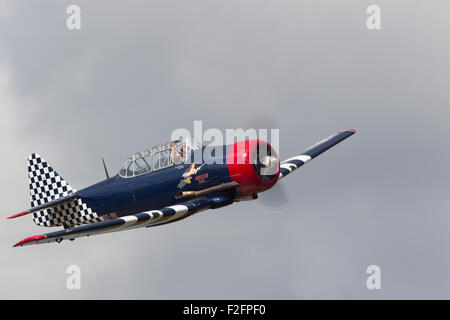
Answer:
171, 141, 184, 165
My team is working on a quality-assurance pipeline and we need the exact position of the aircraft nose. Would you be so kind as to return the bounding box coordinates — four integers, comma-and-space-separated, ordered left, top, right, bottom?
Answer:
227, 139, 279, 194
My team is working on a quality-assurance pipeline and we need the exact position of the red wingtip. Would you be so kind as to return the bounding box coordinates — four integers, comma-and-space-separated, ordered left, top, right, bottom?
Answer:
7, 210, 31, 219
345, 129, 357, 133
13, 235, 47, 247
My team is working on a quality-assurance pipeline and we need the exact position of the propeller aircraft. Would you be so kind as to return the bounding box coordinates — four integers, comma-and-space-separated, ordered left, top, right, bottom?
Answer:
9, 129, 356, 247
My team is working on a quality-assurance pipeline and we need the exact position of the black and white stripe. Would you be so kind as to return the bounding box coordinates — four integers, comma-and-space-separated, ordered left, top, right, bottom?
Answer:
279, 129, 356, 179
279, 155, 312, 179
14, 196, 227, 246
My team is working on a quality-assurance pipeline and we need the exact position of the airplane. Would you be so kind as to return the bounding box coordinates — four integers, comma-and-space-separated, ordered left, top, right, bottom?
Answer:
8, 129, 356, 247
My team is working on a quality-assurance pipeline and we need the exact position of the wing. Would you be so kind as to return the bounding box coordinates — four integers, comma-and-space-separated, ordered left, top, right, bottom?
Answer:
279, 129, 356, 179
12, 195, 230, 247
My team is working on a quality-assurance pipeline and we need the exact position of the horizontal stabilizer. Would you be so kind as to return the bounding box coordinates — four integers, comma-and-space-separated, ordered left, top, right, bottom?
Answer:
8, 193, 80, 219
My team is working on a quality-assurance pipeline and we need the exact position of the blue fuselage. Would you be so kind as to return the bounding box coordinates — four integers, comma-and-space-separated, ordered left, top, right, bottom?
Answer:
77, 147, 232, 218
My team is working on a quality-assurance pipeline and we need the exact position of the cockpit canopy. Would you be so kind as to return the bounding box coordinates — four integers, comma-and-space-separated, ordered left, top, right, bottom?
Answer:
119, 136, 203, 178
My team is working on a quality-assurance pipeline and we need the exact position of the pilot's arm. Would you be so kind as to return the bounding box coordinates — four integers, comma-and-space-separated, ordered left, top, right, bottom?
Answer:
171, 146, 183, 165
171, 148, 176, 163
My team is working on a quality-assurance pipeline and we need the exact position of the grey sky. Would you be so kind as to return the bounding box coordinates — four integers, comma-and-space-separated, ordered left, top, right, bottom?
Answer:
0, 0, 449, 299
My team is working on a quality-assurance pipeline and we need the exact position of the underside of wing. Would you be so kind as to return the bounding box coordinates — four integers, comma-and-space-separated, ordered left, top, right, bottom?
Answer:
12, 194, 232, 247
279, 129, 356, 179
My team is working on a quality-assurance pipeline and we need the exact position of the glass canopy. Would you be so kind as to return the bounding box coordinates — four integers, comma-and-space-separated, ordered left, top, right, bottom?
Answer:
119, 136, 203, 178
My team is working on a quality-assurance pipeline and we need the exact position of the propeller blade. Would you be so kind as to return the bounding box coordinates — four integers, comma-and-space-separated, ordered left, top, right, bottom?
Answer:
243, 114, 290, 212
255, 182, 290, 211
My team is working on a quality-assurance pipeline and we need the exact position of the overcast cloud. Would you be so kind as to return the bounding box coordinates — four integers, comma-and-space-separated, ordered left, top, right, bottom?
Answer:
0, 0, 450, 299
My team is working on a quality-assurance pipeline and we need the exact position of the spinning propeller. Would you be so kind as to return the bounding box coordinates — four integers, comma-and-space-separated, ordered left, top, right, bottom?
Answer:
243, 115, 291, 211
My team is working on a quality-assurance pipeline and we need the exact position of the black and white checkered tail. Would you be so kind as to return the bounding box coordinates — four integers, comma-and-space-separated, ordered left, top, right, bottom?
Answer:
28, 153, 75, 207
28, 153, 102, 228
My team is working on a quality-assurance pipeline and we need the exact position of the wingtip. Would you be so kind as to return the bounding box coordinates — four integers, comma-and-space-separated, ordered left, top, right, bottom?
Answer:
7, 210, 31, 220
339, 128, 356, 134
13, 235, 47, 247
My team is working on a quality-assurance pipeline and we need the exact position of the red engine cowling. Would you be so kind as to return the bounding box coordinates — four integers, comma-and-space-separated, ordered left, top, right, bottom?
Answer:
227, 139, 280, 195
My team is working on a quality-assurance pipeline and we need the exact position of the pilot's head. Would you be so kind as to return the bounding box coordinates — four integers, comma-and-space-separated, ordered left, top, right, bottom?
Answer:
172, 140, 180, 148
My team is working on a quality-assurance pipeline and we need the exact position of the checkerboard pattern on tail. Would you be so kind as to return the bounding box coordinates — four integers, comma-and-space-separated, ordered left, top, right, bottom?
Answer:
28, 153, 102, 228
28, 153, 75, 207
33, 198, 103, 228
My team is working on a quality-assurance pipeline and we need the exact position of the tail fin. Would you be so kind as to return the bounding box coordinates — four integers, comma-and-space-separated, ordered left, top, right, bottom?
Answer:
28, 153, 76, 207
25, 153, 102, 228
